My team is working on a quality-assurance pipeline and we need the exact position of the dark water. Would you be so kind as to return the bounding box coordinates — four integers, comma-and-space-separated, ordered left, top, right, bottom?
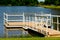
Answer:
0, 6, 60, 37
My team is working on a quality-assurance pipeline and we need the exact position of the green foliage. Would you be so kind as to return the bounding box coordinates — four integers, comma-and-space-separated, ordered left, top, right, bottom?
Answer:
0, 0, 38, 6
39, 1, 44, 5
44, 0, 60, 5
54, 0, 60, 5
44, 0, 52, 5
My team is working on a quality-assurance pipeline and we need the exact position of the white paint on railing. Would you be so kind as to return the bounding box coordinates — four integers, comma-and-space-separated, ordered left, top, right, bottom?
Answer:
52, 15, 60, 17
8, 20, 23, 21
7, 14, 23, 16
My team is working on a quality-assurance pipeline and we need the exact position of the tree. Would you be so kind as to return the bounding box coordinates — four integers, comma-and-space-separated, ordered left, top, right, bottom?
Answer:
54, 0, 60, 5
0, 0, 39, 6
44, 0, 60, 5
39, 1, 44, 5
44, 0, 51, 5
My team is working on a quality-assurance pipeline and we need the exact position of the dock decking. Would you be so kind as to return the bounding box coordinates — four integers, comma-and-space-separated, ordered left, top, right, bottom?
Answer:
4, 22, 60, 37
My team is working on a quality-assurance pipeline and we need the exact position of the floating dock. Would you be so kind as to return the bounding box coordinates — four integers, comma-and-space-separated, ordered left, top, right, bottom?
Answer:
4, 12, 60, 37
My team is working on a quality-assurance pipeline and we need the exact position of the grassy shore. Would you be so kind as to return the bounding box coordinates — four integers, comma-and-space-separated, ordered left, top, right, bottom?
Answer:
0, 37, 60, 40
41, 5, 60, 10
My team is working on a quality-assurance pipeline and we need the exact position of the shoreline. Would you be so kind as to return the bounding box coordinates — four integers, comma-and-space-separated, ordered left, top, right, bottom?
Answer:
40, 5, 60, 10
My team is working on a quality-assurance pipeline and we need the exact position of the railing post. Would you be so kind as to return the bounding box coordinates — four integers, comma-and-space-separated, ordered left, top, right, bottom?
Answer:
4, 12, 5, 24
29, 16, 31, 27
46, 16, 48, 36
35, 13, 37, 28
50, 14, 51, 27
6, 14, 8, 23
57, 17, 59, 31
52, 16, 53, 29
4, 13, 8, 24
23, 12, 25, 26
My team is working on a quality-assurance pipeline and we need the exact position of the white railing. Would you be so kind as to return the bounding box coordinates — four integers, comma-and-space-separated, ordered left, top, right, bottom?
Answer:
4, 12, 52, 27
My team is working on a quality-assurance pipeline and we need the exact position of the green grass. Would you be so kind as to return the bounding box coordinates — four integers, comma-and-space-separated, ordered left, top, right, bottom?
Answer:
0, 37, 60, 40
41, 5, 60, 10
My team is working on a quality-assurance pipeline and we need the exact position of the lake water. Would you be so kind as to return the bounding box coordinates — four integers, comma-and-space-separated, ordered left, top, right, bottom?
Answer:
0, 6, 60, 37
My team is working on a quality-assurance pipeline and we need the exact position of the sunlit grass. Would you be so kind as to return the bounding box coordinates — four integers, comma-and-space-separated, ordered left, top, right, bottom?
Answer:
41, 5, 60, 9
0, 37, 60, 40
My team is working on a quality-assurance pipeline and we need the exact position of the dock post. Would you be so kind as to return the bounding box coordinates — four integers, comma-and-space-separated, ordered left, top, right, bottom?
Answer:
21, 29, 25, 37
5, 27, 8, 37
4, 27, 6, 37
6, 29, 8, 37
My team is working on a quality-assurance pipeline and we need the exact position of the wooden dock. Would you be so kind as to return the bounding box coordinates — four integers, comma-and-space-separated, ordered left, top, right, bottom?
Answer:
4, 12, 60, 37
4, 22, 60, 37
